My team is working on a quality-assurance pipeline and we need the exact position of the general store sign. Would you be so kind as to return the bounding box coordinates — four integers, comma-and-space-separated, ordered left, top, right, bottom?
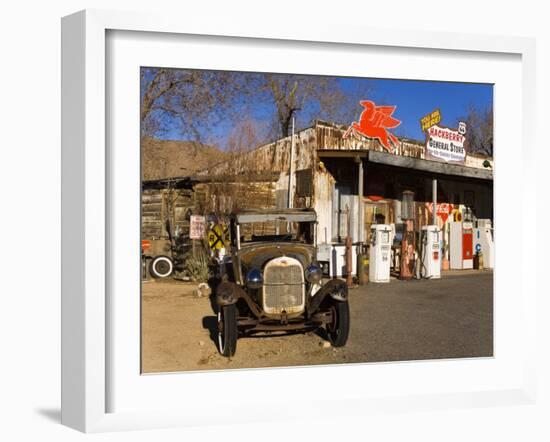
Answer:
425, 124, 466, 163
189, 215, 206, 240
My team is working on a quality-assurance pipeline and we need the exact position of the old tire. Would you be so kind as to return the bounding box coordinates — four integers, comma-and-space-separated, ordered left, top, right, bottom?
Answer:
149, 255, 174, 278
327, 301, 350, 347
217, 304, 238, 357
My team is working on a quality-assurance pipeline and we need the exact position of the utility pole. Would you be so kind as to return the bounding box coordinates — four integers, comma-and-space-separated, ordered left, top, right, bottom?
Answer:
287, 109, 299, 209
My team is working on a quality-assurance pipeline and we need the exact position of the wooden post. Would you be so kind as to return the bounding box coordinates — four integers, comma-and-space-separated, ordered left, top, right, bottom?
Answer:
432, 178, 438, 225
345, 235, 353, 287
356, 157, 367, 285
356, 156, 364, 243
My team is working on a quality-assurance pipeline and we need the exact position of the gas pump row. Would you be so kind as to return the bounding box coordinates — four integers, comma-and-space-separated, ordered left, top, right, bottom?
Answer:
368, 219, 494, 283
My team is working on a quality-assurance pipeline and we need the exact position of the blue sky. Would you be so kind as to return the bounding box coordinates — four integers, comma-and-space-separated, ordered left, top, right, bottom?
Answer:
155, 74, 493, 147
350, 78, 493, 141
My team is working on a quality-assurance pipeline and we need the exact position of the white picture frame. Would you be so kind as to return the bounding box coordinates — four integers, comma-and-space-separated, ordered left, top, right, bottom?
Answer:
61, 9, 537, 433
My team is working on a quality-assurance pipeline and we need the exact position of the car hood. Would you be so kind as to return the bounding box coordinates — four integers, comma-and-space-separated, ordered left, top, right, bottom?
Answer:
237, 242, 314, 271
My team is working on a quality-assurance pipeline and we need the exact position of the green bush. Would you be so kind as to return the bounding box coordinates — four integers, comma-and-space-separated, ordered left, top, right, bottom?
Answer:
184, 248, 211, 282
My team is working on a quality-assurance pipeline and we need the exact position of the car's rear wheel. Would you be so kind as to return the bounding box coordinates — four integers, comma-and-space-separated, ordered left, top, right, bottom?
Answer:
326, 301, 350, 347
217, 304, 238, 357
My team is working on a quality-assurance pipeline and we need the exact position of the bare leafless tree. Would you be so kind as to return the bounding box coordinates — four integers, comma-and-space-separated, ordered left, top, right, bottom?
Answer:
262, 73, 372, 138
458, 105, 493, 156
140, 68, 242, 140
141, 68, 373, 145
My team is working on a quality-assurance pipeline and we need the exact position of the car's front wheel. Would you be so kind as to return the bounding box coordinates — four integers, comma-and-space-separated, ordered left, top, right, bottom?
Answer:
326, 301, 350, 347
217, 304, 238, 357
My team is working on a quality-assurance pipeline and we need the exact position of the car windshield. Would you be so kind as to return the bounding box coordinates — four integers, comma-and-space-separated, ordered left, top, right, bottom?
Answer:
238, 219, 314, 244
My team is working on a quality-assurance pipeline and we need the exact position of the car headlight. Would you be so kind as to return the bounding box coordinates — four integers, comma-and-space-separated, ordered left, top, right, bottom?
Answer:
305, 264, 323, 284
246, 268, 263, 289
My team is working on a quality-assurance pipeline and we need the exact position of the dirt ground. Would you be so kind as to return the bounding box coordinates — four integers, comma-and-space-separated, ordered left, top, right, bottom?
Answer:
141, 270, 493, 373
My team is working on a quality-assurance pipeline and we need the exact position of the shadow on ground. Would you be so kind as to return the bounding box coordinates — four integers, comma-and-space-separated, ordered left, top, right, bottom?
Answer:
202, 315, 218, 347
35, 408, 61, 423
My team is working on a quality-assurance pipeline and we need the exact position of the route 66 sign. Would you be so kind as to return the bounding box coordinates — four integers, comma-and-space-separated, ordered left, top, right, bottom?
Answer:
458, 121, 467, 135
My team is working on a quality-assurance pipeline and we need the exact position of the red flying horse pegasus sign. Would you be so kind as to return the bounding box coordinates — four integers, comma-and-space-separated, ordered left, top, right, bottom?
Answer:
343, 100, 401, 153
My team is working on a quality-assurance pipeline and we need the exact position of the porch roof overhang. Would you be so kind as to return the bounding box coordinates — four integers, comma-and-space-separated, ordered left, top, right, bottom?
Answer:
317, 149, 493, 181
141, 176, 198, 190
235, 208, 317, 224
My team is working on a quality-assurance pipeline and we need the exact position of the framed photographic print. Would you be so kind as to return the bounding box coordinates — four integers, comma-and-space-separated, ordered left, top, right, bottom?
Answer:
61, 9, 537, 433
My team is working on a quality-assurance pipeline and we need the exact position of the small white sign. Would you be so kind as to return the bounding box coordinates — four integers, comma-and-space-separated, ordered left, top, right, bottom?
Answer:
189, 215, 206, 240
426, 124, 466, 163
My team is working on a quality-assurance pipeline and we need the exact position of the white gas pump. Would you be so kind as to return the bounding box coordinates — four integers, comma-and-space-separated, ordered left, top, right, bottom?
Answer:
317, 243, 357, 278
420, 225, 441, 279
369, 224, 391, 283
474, 219, 494, 269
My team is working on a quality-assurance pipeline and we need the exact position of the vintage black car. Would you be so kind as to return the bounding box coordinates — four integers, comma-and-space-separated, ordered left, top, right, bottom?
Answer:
215, 208, 350, 356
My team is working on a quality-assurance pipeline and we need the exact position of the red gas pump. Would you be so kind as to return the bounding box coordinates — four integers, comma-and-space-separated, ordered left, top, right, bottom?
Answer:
462, 221, 473, 269
450, 220, 474, 270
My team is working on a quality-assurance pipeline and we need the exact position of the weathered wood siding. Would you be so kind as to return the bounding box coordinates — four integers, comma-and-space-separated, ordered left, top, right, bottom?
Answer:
194, 181, 280, 238
194, 181, 276, 215
141, 188, 194, 240
200, 128, 318, 177
313, 165, 335, 244
316, 121, 427, 159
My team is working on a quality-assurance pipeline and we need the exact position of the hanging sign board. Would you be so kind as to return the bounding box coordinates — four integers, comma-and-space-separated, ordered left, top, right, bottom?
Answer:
425, 124, 467, 164
420, 108, 441, 132
426, 202, 454, 224
189, 215, 206, 240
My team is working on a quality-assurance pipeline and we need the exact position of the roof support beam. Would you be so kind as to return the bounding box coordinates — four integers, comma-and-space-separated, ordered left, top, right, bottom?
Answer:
367, 150, 493, 180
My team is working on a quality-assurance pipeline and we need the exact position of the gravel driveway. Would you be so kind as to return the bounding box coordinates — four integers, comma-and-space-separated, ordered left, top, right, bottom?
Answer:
141, 270, 493, 373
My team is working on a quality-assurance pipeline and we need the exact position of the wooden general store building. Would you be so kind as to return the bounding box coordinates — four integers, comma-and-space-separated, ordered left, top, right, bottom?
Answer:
142, 120, 493, 258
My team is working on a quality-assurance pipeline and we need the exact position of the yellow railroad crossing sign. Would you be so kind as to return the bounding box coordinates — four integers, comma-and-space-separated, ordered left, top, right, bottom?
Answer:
208, 224, 229, 250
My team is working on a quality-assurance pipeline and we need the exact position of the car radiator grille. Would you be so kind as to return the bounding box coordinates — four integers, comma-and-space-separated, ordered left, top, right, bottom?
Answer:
263, 258, 305, 315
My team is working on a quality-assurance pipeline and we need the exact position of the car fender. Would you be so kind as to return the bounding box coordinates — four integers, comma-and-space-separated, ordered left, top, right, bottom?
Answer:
307, 279, 348, 316
215, 281, 241, 306
215, 280, 265, 318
